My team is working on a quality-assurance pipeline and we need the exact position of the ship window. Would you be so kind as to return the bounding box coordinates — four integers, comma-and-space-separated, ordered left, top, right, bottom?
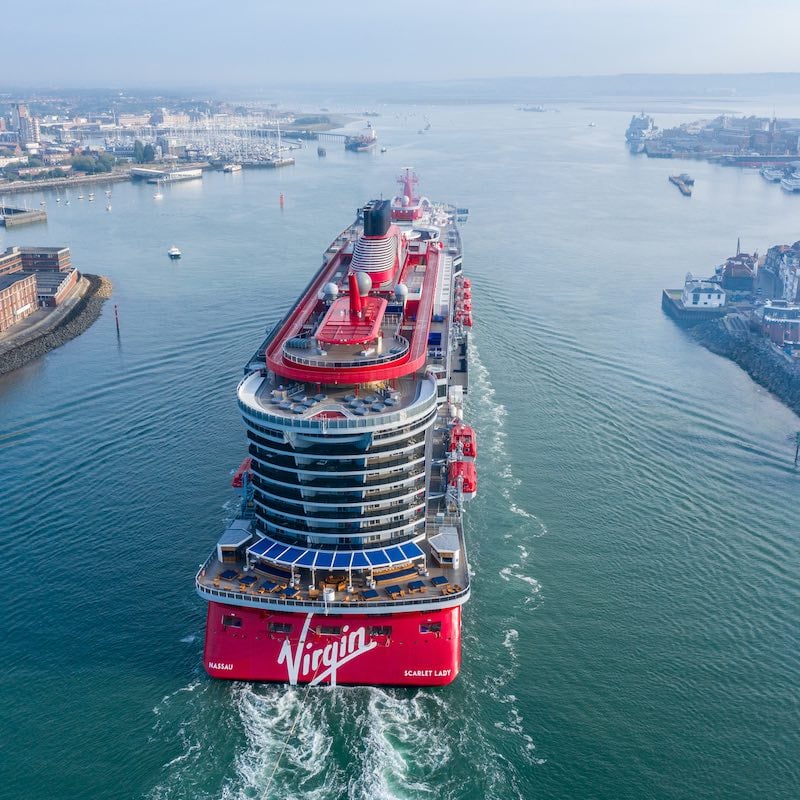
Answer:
268, 622, 292, 634
368, 625, 392, 636
222, 615, 242, 628
420, 622, 442, 634
317, 626, 342, 636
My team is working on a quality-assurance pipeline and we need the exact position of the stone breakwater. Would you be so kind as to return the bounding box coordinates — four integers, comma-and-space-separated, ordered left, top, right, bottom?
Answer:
0, 274, 112, 376
691, 313, 800, 417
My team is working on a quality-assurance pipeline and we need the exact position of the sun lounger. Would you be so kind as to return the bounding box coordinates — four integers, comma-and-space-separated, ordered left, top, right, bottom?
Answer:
219, 569, 239, 581
431, 575, 449, 586
408, 579, 425, 591
362, 588, 379, 600
282, 587, 298, 599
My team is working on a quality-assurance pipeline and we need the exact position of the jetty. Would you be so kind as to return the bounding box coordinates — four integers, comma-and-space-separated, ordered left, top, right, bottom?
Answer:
0, 204, 47, 228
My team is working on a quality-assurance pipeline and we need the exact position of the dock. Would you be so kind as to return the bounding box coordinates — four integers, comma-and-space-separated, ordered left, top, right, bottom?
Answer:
0, 205, 47, 228
661, 289, 726, 325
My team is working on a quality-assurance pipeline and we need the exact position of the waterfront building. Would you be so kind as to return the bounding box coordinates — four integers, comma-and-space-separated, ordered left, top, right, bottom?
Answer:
761, 241, 800, 302
717, 250, 757, 292
755, 300, 800, 345
0, 246, 72, 275
0, 272, 37, 332
0, 245, 78, 324
681, 275, 726, 308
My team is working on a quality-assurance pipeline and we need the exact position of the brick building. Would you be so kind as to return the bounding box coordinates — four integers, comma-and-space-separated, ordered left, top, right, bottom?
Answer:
0, 272, 38, 332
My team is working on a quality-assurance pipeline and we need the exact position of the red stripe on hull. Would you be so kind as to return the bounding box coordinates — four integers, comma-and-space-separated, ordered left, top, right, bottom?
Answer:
203, 602, 461, 686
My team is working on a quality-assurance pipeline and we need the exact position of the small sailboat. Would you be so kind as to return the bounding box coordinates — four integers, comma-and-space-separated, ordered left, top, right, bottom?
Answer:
88, 192, 95, 201
78, 193, 84, 200
106, 203, 112, 212
167, 246, 182, 259
153, 180, 163, 200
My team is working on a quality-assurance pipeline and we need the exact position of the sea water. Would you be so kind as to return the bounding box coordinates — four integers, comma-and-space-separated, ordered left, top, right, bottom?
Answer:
1, 98, 798, 800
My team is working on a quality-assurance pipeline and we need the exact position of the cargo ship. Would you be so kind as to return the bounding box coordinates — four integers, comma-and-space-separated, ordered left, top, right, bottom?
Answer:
344, 122, 377, 152
196, 170, 474, 686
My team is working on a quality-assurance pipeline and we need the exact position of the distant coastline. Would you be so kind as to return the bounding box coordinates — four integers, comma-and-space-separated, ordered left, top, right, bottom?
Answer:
0, 273, 112, 376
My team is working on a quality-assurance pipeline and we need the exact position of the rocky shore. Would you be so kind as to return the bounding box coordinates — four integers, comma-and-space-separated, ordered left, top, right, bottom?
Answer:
0, 274, 112, 376
691, 313, 800, 417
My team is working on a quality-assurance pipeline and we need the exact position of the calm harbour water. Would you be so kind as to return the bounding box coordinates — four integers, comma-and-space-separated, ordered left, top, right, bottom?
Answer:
1, 98, 799, 800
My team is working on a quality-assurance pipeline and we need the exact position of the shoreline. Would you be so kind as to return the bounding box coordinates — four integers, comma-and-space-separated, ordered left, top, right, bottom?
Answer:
690, 313, 800, 418
0, 274, 112, 376
0, 171, 131, 195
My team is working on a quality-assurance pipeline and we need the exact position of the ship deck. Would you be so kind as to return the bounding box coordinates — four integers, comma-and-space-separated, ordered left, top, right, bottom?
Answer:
197, 394, 471, 614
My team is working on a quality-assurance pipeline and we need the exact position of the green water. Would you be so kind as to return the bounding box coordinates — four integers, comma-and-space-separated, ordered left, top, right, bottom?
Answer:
1, 99, 798, 800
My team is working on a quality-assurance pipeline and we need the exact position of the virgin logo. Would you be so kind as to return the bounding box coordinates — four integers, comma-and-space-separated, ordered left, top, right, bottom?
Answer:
277, 614, 377, 686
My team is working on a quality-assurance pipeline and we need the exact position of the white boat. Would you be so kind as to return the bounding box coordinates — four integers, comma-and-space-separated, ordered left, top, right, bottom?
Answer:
153, 180, 163, 200
760, 167, 784, 182
168, 246, 182, 259
88, 193, 95, 202
780, 174, 800, 193
223, 163, 242, 173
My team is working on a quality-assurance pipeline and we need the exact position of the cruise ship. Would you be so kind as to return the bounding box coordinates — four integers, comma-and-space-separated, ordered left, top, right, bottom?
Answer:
625, 112, 657, 154
196, 170, 475, 686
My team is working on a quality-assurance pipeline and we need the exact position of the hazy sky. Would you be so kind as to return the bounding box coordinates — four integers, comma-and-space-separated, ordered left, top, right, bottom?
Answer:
6, 0, 800, 87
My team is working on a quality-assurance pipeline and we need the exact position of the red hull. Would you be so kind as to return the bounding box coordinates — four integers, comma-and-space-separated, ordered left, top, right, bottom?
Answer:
203, 602, 461, 686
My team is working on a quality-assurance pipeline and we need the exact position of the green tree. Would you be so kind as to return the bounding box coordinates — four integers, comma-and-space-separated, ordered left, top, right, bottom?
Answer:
142, 143, 155, 163
133, 139, 144, 163
71, 155, 96, 173
96, 152, 115, 172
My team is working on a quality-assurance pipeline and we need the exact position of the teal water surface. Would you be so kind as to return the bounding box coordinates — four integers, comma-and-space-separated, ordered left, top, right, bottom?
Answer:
1, 99, 799, 800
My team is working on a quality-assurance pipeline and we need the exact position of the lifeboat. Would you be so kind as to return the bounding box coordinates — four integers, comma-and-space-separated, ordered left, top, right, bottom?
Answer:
448, 461, 477, 499
231, 456, 252, 488
449, 423, 477, 458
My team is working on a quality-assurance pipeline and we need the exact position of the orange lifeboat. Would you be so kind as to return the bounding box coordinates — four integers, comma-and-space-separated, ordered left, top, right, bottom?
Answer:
449, 424, 477, 458
448, 461, 477, 498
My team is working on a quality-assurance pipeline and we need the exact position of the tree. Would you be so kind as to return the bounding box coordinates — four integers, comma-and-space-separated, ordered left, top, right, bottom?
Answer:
142, 143, 155, 163
133, 139, 144, 163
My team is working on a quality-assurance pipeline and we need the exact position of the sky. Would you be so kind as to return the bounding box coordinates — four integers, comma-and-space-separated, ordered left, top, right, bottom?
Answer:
5, 0, 800, 87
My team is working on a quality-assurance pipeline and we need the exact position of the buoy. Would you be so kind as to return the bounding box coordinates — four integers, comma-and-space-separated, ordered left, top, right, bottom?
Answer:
279, 192, 285, 209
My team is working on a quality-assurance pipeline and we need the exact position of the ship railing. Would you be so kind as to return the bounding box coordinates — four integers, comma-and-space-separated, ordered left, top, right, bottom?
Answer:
282, 334, 409, 369
195, 572, 470, 610
238, 378, 437, 431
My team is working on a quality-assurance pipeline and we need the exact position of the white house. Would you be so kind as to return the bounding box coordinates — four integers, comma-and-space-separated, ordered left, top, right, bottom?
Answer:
682, 274, 726, 308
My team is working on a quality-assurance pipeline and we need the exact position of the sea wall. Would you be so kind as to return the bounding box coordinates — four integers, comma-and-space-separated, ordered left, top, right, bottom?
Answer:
691, 313, 800, 417
0, 274, 112, 376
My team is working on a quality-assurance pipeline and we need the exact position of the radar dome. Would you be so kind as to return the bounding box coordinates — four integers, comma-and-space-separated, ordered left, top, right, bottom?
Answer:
394, 283, 409, 300
355, 271, 372, 297
402, 195, 410, 207
323, 282, 339, 298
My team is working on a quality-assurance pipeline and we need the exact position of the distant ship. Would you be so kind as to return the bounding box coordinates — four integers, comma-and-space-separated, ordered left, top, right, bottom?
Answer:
625, 113, 657, 153
223, 164, 242, 173
317, 146, 326, 157
344, 122, 377, 152
521, 105, 546, 112
167, 246, 182, 259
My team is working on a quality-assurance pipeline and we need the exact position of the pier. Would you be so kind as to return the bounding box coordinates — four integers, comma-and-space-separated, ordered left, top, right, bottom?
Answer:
0, 205, 47, 228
